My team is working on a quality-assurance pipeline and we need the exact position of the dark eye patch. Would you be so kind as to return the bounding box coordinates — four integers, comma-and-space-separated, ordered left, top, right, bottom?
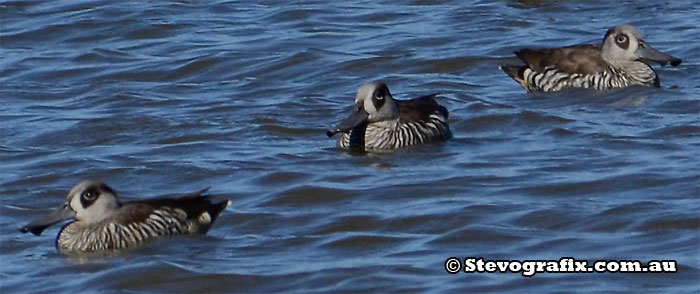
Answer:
615, 33, 629, 50
371, 85, 388, 110
80, 186, 101, 208
98, 182, 116, 195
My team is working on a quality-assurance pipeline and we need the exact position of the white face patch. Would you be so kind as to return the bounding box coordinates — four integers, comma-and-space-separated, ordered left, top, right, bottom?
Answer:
354, 81, 399, 122
67, 181, 120, 224
602, 25, 644, 66
362, 92, 380, 119
70, 193, 119, 224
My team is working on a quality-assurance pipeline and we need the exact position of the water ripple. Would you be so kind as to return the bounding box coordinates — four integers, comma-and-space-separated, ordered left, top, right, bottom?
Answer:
1, 0, 698, 293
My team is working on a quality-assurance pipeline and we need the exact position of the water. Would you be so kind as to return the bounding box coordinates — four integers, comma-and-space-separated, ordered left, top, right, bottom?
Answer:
1, 0, 699, 292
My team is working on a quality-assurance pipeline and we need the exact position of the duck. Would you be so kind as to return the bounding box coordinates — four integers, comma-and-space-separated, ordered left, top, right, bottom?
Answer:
326, 81, 452, 151
19, 180, 230, 252
500, 24, 682, 92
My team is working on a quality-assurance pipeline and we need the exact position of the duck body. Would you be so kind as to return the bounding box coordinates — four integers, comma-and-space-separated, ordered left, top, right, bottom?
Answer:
20, 180, 230, 253
327, 81, 451, 151
500, 24, 681, 92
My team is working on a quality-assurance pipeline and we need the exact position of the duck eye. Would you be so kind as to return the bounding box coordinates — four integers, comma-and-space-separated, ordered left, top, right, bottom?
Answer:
81, 191, 97, 201
374, 91, 384, 100
616, 35, 627, 44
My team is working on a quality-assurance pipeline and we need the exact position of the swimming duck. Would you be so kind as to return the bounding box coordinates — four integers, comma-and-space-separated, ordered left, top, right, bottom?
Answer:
327, 81, 452, 151
500, 24, 682, 92
19, 180, 230, 252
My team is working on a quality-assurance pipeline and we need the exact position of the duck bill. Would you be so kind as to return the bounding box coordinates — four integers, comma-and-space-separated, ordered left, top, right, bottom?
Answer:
19, 203, 75, 236
636, 41, 682, 66
326, 103, 369, 137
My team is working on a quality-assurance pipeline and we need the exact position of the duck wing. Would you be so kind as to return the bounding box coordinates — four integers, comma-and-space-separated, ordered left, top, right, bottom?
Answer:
397, 94, 448, 124
515, 44, 608, 75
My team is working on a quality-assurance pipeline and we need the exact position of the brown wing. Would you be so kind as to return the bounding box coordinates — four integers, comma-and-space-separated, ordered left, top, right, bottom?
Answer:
114, 188, 228, 226
515, 44, 609, 75
397, 94, 449, 124
113, 202, 159, 225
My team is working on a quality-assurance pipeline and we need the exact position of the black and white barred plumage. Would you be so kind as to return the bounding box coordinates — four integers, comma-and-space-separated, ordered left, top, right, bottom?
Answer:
500, 24, 681, 92
327, 81, 451, 151
337, 110, 451, 150
20, 180, 230, 253
514, 61, 658, 92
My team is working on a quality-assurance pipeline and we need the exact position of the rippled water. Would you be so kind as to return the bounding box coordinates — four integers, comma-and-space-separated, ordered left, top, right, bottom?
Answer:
2, 0, 699, 293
